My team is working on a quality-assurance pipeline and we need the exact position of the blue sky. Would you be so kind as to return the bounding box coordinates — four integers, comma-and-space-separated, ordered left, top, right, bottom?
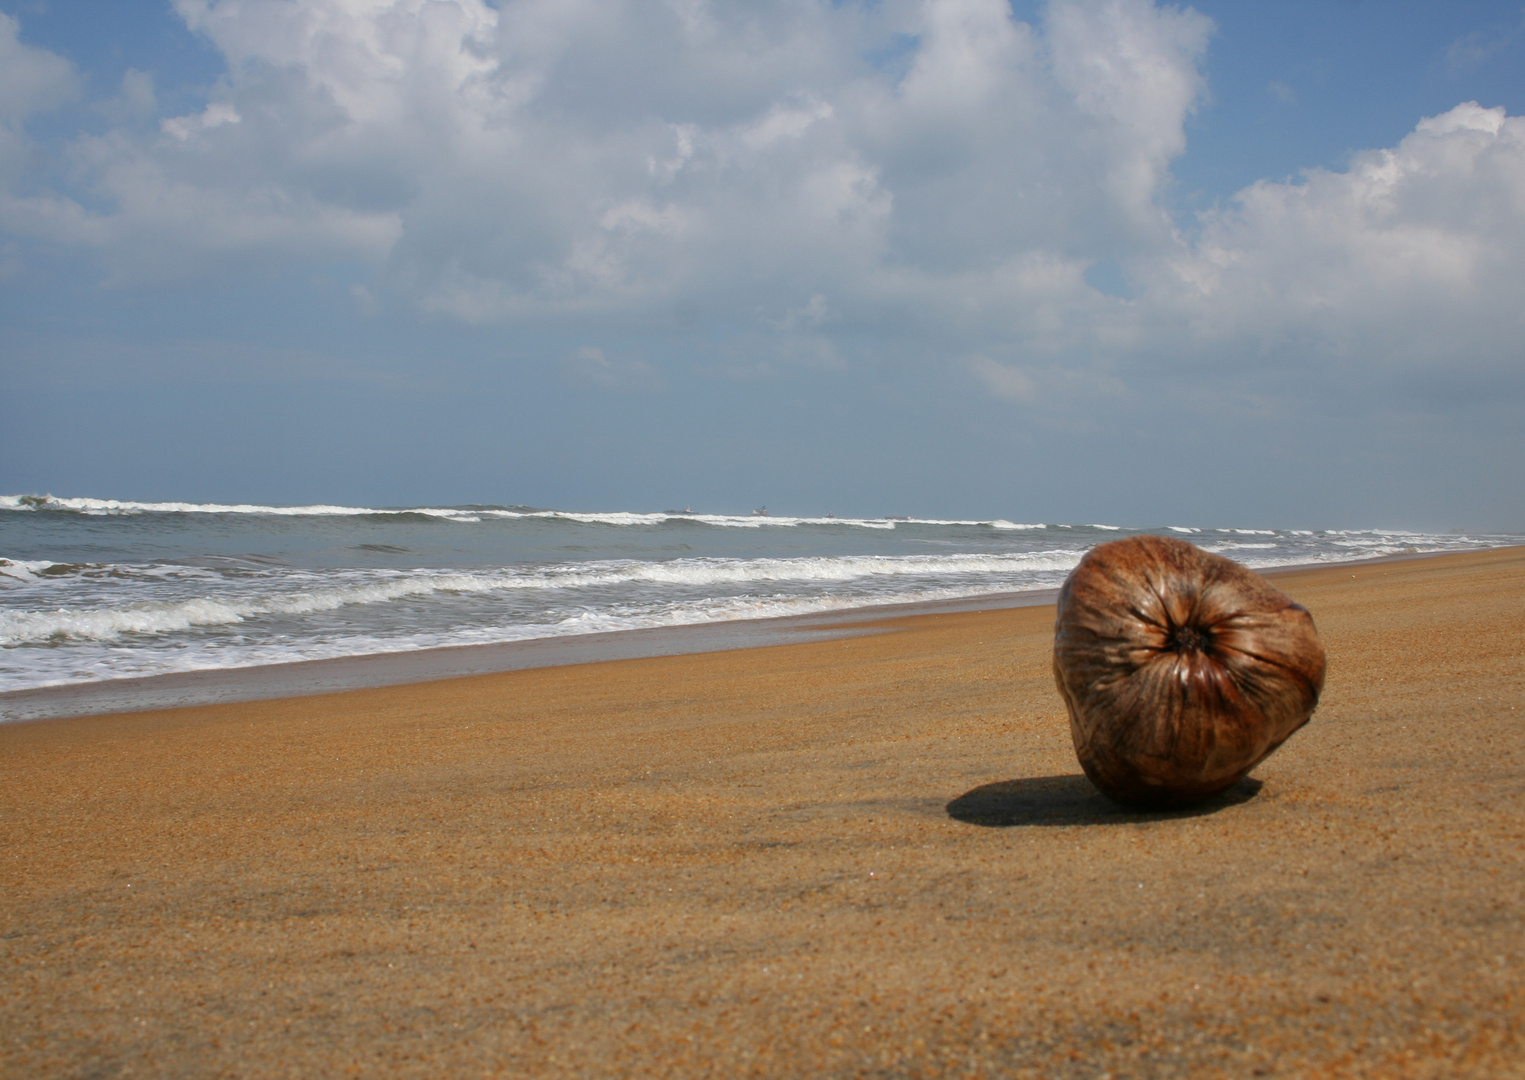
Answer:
2, 0, 1523, 529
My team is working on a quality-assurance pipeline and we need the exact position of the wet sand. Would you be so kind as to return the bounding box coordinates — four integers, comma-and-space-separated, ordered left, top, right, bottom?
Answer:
2, 547, 1522, 1078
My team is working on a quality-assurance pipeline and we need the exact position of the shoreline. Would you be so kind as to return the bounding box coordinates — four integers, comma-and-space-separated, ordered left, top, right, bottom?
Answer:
2, 546, 1513, 724
0, 588, 1061, 724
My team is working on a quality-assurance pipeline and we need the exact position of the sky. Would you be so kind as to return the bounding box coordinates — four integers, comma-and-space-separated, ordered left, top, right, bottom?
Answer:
1, 0, 1522, 530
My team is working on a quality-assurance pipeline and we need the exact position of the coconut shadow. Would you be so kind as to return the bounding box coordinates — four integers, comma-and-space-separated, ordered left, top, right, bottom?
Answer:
946, 774, 1263, 827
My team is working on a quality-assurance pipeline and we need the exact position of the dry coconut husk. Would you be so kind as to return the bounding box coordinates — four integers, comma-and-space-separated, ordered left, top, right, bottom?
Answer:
1052, 534, 1326, 808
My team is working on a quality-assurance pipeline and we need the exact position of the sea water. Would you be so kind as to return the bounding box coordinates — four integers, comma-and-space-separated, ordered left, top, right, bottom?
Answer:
0, 494, 1512, 696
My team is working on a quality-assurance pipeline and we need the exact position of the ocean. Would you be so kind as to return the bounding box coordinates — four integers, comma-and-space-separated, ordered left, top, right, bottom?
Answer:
1, 494, 1513, 699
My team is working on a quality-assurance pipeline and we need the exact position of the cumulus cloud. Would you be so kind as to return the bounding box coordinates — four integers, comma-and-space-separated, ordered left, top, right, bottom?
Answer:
0, 0, 1208, 301
0, 0, 1522, 413
0, 13, 80, 193
559, 344, 659, 390
1158, 102, 1525, 391
95, 69, 160, 125
0, 14, 79, 127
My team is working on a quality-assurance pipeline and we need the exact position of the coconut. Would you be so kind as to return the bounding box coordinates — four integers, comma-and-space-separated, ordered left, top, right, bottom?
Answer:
1052, 534, 1326, 808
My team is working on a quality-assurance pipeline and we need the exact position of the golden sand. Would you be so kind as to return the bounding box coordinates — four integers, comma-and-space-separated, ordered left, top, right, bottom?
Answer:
3, 548, 1523, 1078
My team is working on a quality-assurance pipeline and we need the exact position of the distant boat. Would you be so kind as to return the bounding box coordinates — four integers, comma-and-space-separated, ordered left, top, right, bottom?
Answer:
752, 506, 768, 516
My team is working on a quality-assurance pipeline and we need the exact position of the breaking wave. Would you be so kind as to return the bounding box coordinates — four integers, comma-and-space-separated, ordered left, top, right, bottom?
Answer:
0, 551, 1083, 647
1, 495, 1050, 531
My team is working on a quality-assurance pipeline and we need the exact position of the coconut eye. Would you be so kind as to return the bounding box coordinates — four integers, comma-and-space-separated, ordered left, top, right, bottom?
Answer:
1166, 624, 1212, 654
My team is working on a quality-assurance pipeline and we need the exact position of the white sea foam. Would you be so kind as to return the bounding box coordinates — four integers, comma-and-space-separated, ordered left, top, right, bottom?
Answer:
0, 551, 1085, 648
0, 579, 1061, 694
0, 558, 55, 581
0, 494, 483, 520
485, 509, 1050, 531
1, 495, 1066, 532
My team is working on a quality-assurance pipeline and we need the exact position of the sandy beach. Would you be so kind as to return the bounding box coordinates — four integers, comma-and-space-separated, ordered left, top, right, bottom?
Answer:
2, 547, 1522, 1078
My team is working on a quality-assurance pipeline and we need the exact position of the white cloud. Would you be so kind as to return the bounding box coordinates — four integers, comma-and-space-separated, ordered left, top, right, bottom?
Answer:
559, 344, 658, 390
173, 0, 502, 122
1267, 80, 1295, 105
967, 352, 1127, 403
0, 13, 79, 127
0, 0, 1208, 303
1444, 13, 1523, 71
349, 281, 380, 315
966, 354, 1036, 402
1045, 0, 1211, 233
0, 13, 80, 194
161, 101, 242, 141
0, 0, 1521, 415
96, 69, 160, 125
1158, 102, 1525, 387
